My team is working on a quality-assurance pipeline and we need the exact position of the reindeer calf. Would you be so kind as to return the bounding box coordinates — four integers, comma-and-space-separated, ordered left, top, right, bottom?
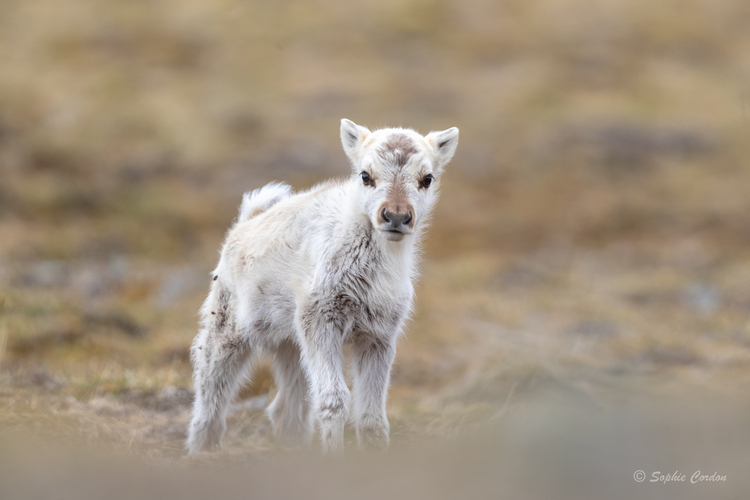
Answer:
187, 119, 459, 454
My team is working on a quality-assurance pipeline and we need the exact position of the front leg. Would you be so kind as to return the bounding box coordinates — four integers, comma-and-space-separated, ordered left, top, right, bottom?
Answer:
298, 311, 351, 454
351, 335, 396, 450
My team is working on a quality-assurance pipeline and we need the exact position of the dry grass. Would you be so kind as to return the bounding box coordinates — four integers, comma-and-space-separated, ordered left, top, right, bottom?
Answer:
1, 0, 750, 478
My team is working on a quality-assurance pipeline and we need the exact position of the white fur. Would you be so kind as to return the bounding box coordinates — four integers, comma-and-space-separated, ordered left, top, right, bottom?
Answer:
238, 182, 293, 223
187, 119, 458, 454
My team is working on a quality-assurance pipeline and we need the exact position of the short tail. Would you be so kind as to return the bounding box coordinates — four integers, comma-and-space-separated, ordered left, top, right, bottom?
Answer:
238, 182, 293, 223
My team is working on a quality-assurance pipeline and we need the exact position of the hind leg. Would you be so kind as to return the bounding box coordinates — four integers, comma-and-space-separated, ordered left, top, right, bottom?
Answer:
266, 340, 313, 444
187, 327, 253, 455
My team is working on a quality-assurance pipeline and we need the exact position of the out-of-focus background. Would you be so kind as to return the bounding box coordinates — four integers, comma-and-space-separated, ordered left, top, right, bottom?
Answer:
1, 0, 750, 497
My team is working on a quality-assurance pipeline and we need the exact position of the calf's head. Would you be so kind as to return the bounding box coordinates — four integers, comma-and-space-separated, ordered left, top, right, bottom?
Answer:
340, 119, 459, 242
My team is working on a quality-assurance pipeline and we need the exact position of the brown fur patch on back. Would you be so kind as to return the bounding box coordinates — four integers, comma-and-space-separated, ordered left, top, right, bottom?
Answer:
378, 133, 418, 167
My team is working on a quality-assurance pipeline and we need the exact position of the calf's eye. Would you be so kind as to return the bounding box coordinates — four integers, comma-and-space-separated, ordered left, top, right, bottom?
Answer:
420, 174, 434, 188
361, 171, 372, 186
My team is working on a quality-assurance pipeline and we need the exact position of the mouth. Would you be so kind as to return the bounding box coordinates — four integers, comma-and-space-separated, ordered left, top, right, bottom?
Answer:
381, 229, 408, 242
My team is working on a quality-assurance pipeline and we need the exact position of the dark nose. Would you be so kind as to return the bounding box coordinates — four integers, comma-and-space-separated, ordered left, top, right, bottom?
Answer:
381, 207, 413, 230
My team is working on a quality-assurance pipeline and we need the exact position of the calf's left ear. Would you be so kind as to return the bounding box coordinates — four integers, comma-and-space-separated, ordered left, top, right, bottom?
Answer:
426, 127, 459, 166
340, 119, 371, 166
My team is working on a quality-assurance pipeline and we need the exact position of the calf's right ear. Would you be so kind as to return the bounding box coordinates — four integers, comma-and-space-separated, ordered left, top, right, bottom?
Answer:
340, 119, 371, 166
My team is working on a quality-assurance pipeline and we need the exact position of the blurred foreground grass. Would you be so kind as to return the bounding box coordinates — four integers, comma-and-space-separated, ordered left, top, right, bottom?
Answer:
1, 0, 750, 487
3, 390, 750, 500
